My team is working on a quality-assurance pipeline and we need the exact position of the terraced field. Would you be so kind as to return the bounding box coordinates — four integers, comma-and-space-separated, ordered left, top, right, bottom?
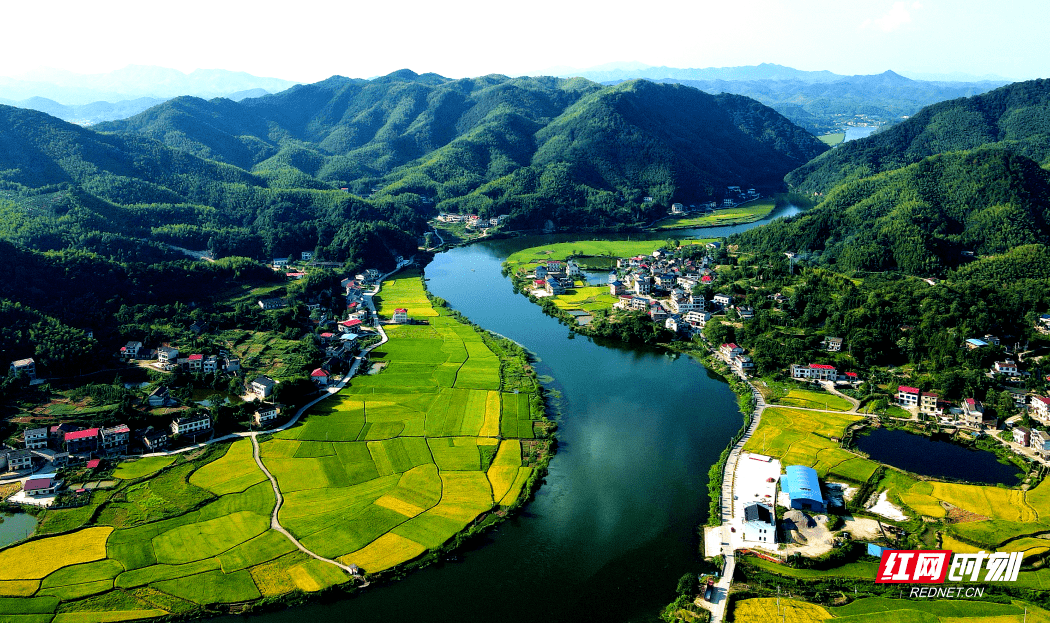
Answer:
0, 269, 548, 620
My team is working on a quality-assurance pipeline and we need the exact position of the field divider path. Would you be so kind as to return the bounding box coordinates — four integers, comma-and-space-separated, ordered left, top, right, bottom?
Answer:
250, 432, 359, 576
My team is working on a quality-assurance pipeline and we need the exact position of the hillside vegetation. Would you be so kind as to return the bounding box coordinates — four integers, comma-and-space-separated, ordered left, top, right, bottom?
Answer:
732, 148, 1050, 275
786, 78, 1050, 193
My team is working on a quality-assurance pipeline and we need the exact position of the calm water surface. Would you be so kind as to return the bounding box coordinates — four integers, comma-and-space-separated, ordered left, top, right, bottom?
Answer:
0, 514, 36, 548
221, 213, 798, 623
843, 126, 878, 142
856, 428, 1021, 486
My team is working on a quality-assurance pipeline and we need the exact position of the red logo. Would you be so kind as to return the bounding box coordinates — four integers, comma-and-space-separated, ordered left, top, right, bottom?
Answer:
876, 550, 951, 583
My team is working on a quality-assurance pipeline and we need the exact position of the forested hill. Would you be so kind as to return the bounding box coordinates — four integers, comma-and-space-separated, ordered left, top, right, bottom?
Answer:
730, 148, 1050, 275
786, 78, 1050, 193
98, 72, 827, 223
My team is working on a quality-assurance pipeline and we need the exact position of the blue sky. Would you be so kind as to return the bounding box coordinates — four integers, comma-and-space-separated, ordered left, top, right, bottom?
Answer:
1, 0, 1046, 82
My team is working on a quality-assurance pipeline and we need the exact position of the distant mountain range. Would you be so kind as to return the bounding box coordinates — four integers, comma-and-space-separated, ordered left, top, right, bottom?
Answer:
546, 62, 1011, 86
0, 66, 299, 124
542, 63, 1011, 134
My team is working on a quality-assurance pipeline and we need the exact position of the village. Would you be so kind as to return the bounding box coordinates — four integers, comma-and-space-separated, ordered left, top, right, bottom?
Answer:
0, 257, 420, 508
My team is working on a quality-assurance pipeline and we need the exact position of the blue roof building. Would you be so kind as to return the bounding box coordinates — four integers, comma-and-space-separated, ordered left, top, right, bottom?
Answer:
784, 465, 824, 513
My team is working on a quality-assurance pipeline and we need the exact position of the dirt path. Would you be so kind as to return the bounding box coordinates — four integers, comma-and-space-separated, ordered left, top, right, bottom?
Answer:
250, 433, 359, 576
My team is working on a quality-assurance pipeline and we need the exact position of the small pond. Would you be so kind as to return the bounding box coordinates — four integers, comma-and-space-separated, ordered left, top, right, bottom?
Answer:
856, 428, 1022, 485
0, 513, 37, 548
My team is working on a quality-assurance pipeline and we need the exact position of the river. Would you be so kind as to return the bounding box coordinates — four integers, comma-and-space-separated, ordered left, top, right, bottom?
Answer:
221, 210, 799, 623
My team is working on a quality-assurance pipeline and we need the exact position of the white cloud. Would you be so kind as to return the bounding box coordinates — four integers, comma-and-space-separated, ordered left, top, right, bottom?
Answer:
870, 1, 918, 32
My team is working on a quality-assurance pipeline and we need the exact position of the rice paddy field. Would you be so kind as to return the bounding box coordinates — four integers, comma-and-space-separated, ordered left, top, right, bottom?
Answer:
742, 407, 879, 483
502, 239, 710, 275
778, 389, 853, 412
731, 596, 1050, 623
878, 468, 1050, 548
0, 269, 548, 620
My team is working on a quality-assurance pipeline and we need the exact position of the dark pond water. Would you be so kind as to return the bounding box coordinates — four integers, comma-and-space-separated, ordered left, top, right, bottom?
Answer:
0, 513, 37, 548
855, 428, 1021, 486
224, 211, 799, 623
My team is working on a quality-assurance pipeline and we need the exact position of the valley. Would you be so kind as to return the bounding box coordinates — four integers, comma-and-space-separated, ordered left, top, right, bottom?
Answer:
1, 68, 1050, 623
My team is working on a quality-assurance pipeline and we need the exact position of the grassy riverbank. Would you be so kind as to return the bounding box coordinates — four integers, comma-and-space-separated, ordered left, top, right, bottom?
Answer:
654, 198, 776, 230
0, 268, 553, 621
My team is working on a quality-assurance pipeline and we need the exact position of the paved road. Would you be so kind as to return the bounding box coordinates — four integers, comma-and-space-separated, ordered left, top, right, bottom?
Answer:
707, 357, 766, 623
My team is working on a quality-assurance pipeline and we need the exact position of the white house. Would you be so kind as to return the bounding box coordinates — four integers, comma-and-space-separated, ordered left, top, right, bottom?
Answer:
713, 293, 732, 307
24, 427, 48, 450
9, 358, 36, 380
897, 386, 920, 407
992, 360, 1021, 377
720, 343, 744, 359
251, 376, 277, 398
171, 414, 211, 436
742, 503, 776, 544
791, 364, 838, 381
393, 308, 409, 324
1029, 396, 1050, 424
254, 404, 281, 427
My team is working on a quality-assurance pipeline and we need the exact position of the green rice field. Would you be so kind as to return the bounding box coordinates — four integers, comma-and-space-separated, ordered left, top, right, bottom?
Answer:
0, 268, 548, 620
655, 198, 776, 229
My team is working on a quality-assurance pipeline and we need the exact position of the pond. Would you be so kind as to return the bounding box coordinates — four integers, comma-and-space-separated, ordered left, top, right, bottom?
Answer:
0, 513, 37, 548
855, 428, 1022, 486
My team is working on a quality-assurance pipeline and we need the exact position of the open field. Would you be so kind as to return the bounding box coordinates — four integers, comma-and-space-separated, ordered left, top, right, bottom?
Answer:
777, 389, 852, 412
655, 198, 776, 229
742, 407, 878, 483
112, 457, 175, 480
548, 286, 619, 314
732, 597, 831, 622
741, 557, 878, 580
503, 239, 709, 275
827, 596, 1044, 622
189, 439, 266, 495
734, 594, 1050, 623
818, 132, 846, 146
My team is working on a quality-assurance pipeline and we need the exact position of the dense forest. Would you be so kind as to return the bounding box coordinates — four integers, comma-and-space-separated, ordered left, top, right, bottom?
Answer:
98, 72, 827, 228
786, 78, 1050, 193
730, 148, 1050, 275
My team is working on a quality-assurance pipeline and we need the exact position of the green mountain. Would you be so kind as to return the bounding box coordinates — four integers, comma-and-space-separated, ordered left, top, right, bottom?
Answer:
786, 78, 1050, 193
730, 148, 1050, 275
99, 72, 827, 227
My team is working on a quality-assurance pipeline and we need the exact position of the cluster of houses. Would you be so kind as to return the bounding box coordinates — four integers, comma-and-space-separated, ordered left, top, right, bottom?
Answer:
530, 260, 582, 296
603, 250, 744, 339
436, 213, 508, 229
721, 186, 761, 208
664, 187, 761, 216
120, 341, 242, 377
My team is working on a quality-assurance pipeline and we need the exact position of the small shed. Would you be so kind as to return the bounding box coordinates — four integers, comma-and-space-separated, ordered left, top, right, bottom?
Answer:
867, 543, 886, 558
784, 465, 824, 513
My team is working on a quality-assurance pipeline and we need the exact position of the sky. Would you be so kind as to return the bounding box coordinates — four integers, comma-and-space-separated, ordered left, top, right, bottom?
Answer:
1, 0, 1047, 82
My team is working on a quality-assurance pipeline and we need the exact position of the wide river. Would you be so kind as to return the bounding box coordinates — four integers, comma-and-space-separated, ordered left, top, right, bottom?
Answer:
226, 205, 802, 623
